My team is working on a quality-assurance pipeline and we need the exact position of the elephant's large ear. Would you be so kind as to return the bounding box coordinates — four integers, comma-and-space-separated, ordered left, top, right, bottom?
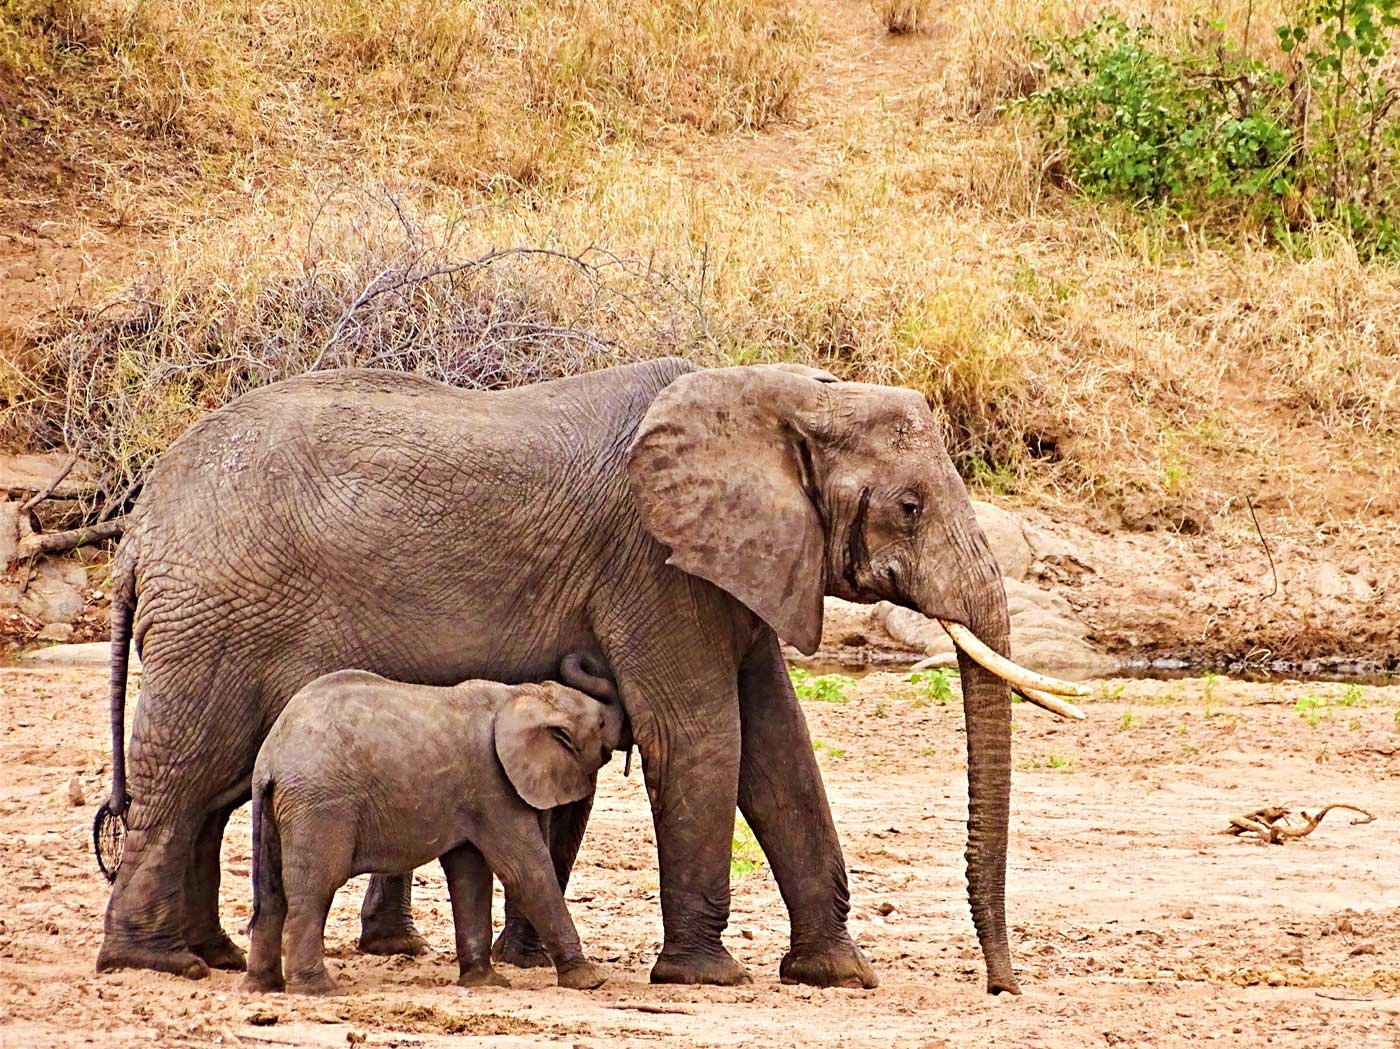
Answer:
494, 687, 595, 810
626, 366, 828, 655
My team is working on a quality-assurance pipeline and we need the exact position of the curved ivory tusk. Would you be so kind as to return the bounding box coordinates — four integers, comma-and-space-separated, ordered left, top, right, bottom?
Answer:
1015, 686, 1087, 721
937, 619, 1091, 698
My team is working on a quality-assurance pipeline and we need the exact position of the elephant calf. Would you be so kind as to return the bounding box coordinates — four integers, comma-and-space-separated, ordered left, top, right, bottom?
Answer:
243, 659, 626, 995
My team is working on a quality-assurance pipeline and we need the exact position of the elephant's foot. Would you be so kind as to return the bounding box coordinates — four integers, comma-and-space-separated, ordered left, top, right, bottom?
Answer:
557, 960, 608, 991
242, 969, 285, 994
779, 938, 879, 989
357, 922, 428, 957
650, 946, 751, 986
286, 970, 341, 996
96, 938, 210, 980
491, 921, 550, 969
457, 965, 511, 989
190, 930, 247, 971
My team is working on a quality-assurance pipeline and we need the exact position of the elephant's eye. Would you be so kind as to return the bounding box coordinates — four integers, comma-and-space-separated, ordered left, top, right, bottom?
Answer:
899, 499, 920, 518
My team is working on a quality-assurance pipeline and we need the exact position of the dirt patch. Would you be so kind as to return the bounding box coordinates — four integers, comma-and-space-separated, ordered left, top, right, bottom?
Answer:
1, 665, 1397, 1047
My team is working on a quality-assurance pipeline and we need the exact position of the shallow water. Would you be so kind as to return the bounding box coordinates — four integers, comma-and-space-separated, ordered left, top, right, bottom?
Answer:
793, 653, 1400, 687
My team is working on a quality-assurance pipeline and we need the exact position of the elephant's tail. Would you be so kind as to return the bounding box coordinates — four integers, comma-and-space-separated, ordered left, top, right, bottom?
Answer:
248, 776, 281, 935
93, 542, 137, 882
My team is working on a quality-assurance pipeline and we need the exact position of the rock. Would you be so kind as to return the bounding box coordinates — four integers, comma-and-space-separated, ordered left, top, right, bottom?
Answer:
877, 583, 1118, 679
20, 641, 140, 672
66, 776, 84, 807
37, 623, 74, 642
17, 559, 87, 624
0, 452, 99, 502
972, 501, 1033, 581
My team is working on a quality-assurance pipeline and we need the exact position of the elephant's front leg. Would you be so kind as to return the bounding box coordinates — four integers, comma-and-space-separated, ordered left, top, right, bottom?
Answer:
603, 628, 749, 986
738, 630, 877, 988
357, 874, 427, 957
493, 797, 594, 969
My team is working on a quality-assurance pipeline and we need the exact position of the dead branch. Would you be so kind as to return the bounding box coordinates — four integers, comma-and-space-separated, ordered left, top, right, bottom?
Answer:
16, 517, 126, 559
1223, 804, 1375, 844
16, 451, 81, 516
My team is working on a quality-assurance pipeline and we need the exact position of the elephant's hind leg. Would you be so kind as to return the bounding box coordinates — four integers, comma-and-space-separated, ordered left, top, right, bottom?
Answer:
97, 670, 262, 980
184, 796, 250, 970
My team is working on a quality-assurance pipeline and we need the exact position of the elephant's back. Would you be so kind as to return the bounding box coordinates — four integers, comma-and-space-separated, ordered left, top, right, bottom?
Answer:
134, 358, 695, 520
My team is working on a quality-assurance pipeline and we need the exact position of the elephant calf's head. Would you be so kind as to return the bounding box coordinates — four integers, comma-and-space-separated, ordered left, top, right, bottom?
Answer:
494, 683, 622, 811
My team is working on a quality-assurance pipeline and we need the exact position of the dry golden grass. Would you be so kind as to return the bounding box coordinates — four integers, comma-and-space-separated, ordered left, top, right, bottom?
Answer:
873, 0, 938, 35
3, 0, 1398, 533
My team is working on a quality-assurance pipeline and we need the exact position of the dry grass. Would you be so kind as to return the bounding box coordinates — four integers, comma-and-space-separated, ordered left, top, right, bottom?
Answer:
873, 0, 938, 35
2, 0, 1398, 534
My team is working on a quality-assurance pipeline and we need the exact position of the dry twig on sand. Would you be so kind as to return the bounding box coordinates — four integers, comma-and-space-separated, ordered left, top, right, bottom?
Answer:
1223, 804, 1376, 844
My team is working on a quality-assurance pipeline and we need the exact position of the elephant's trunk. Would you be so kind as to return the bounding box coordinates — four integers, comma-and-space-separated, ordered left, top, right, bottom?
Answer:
921, 536, 1020, 994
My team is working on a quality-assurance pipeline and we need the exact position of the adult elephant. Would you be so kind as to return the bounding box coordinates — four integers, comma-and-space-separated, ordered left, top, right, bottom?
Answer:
95, 358, 1082, 994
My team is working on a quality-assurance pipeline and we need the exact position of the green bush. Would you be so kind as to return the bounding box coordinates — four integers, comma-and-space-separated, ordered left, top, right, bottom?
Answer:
1018, 17, 1294, 208
1017, 5, 1400, 254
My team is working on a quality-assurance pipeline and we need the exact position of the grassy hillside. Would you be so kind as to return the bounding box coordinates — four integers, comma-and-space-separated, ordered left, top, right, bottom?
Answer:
2, 0, 1397, 538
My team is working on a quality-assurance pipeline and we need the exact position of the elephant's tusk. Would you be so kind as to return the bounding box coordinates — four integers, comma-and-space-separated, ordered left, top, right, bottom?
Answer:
1015, 686, 1087, 721
938, 619, 1091, 698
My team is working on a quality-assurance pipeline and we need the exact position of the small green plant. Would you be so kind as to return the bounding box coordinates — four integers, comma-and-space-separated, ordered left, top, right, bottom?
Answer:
1020, 753, 1073, 770
1202, 673, 1222, 717
812, 739, 848, 760
907, 667, 959, 708
873, 700, 889, 718
1119, 709, 1137, 730
920, 745, 938, 758
731, 815, 765, 878
1295, 694, 1330, 727
1098, 681, 1127, 702
1047, 754, 1071, 769
1182, 742, 1200, 754
789, 668, 855, 703
1338, 684, 1365, 707
1348, 716, 1363, 732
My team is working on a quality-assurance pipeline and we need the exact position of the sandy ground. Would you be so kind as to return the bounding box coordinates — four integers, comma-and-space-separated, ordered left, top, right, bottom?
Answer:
1, 666, 1398, 1048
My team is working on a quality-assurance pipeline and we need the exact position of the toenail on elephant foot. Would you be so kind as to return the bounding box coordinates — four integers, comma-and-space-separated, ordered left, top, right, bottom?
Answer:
96, 941, 210, 981
191, 932, 247, 971
780, 941, 879, 989
491, 927, 550, 969
650, 947, 751, 986
357, 927, 428, 957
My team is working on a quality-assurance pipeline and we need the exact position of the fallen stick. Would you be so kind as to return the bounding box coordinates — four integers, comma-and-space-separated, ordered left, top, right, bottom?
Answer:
15, 517, 126, 559
1224, 804, 1376, 844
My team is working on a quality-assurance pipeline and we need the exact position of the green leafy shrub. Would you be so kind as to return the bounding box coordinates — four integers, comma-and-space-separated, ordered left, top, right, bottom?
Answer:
1017, 5, 1400, 254
1018, 17, 1294, 207
789, 668, 855, 703
906, 666, 959, 707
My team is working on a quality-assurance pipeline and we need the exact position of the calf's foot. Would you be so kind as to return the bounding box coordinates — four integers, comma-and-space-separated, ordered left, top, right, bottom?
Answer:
286, 970, 340, 996
242, 969, 285, 994
557, 960, 608, 990
457, 965, 511, 989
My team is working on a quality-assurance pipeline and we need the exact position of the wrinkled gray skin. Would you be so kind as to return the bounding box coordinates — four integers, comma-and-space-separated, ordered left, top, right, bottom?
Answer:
97, 358, 1020, 994
243, 668, 625, 996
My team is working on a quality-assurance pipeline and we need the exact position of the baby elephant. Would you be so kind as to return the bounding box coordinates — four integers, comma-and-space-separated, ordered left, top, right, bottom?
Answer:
243, 656, 626, 995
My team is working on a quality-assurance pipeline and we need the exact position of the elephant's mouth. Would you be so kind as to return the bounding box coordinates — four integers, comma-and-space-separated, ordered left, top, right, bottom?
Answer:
937, 619, 1088, 720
